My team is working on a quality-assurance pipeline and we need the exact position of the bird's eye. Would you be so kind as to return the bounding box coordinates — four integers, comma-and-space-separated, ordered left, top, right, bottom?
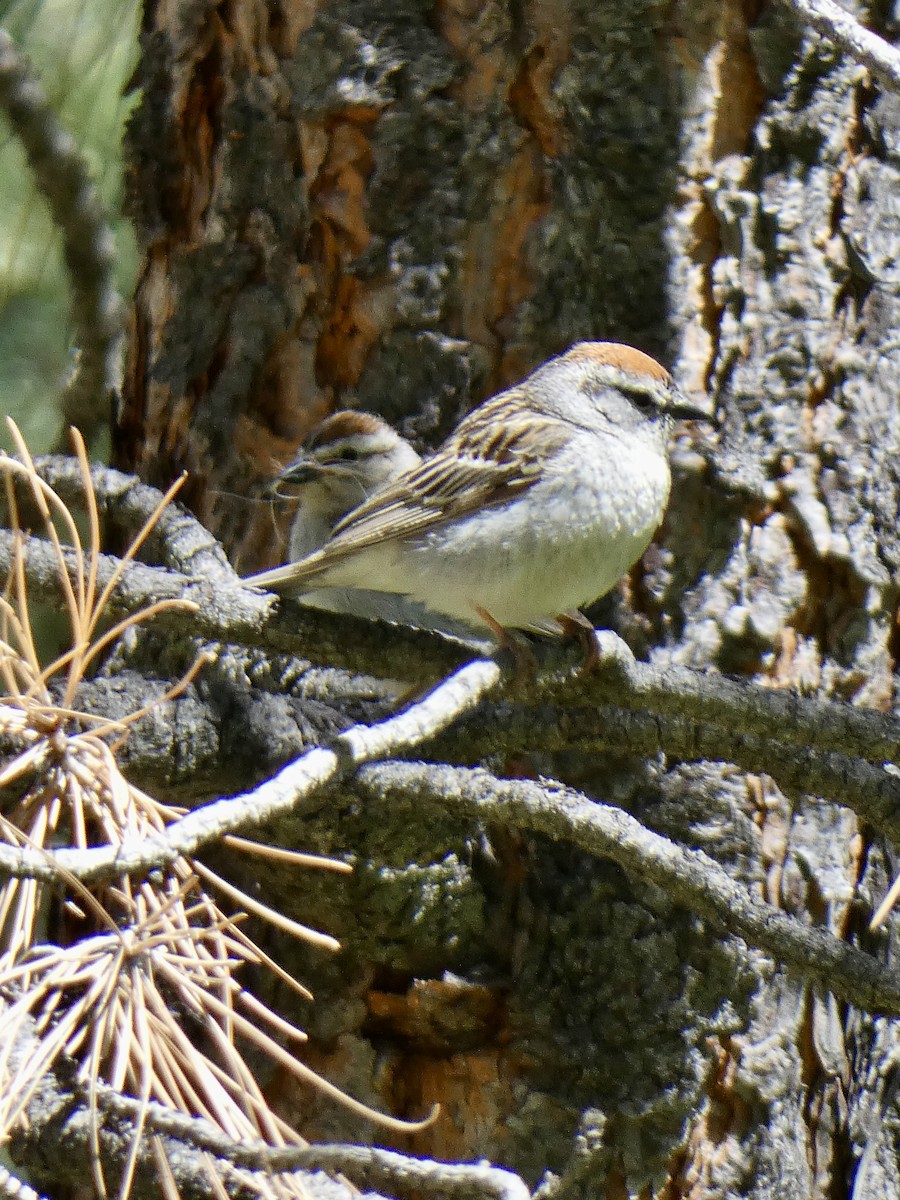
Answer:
340, 447, 361, 462
628, 390, 656, 413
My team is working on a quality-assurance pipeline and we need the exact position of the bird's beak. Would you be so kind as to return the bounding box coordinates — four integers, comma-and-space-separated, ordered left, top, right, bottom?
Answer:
268, 457, 330, 498
279, 459, 324, 485
669, 393, 717, 425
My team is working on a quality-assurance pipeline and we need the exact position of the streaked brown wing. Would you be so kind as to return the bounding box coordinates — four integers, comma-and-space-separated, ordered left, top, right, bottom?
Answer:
248, 392, 569, 590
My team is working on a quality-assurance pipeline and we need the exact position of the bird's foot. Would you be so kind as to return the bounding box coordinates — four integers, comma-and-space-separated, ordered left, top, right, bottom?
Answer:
557, 610, 603, 672
557, 613, 637, 678
474, 606, 537, 685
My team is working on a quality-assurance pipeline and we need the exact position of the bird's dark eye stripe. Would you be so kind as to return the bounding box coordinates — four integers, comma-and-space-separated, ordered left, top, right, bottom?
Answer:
307, 440, 365, 461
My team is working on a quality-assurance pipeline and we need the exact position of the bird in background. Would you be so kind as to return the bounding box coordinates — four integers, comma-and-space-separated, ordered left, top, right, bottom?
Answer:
270, 409, 478, 636
278, 410, 421, 563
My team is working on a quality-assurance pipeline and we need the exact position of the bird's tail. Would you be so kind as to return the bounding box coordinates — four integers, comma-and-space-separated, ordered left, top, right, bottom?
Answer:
244, 553, 330, 593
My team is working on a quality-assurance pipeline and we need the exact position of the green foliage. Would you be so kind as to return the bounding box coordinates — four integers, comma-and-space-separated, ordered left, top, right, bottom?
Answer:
0, 0, 139, 451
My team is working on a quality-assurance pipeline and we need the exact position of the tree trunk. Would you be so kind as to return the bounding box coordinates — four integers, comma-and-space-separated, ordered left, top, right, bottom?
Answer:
111, 0, 900, 1195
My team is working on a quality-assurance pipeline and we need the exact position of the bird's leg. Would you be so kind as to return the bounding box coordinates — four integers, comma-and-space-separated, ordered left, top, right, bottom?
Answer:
557, 609, 602, 672
474, 605, 537, 683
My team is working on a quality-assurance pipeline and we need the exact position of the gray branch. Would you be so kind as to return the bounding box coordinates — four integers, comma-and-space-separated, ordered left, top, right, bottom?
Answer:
354, 761, 900, 1015
0, 528, 470, 683
33, 456, 237, 581
90, 1084, 530, 1200
2, 506, 900, 1013
6, 526, 900, 779
532, 632, 900, 769
0, 1166, 50, 1200
7, 1012, 528, 1200
780, 0, 900, 93
3, 525, 900, 848
6, 1022, 357, 1200
429, 701, 900, 843
0, 662, 500, 883
3, 712, 898, 1013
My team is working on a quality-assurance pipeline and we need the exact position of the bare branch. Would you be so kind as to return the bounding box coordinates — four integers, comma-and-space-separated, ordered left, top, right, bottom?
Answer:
33, 457, 237, 581
336, 659, 501, 764
0, 750, 336, 883
8, 525, 900, 786
7, 999, 525, 1200
353, 761, 900, 1016
6, 1017, 353, 1200
0, 1165, 50, 1200
4, 524, 900, 850
3, 726, 897, 1013
780, 0, 900, 93
90, 1084, 531, 1200
535, 632, 900, 770
0, 529, 470, 682
0, 662, 501, 883
430, 701, 900, 843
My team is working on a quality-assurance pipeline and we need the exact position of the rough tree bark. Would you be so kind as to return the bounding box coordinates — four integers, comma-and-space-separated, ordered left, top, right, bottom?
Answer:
103, 0, 900, 1196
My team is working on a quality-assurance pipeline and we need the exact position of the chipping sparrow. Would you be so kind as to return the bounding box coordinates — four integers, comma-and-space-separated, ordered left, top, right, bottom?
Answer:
278, 410, 421, 563
273, 409, 440, 626
249, 342, 709, 637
